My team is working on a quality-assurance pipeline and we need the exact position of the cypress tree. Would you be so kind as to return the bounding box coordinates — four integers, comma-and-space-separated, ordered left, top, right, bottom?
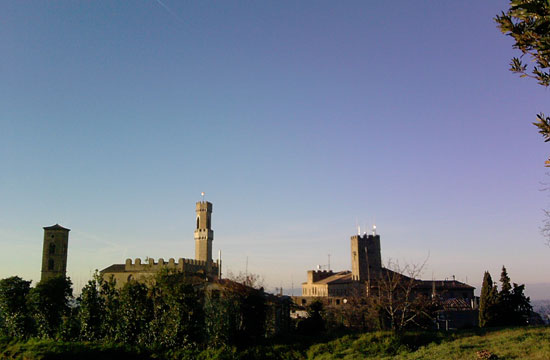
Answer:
499, 266, 511, 296
479, 271, 499, 327
497, 266, 512, 326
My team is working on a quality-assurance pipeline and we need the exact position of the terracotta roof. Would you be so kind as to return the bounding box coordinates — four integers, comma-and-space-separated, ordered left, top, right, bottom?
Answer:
43, 224, 70, 231
416, 280, 475, 290
314, 271, 353, 285
100, 264, 125, 273
442, 298, 473, 311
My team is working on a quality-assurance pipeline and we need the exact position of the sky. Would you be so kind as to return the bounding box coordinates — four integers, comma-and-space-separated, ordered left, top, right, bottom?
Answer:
1, 1, 549, 298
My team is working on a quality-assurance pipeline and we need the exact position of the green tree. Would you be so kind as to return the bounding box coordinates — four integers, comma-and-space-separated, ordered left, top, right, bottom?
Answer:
148, 270, 204, 348
28, 276, 73, 338
98, 274, 120, 342
116, 280, 153, 346
497, 266, 532, 326
495, 0, 550, 143
479, 271, 499, 327
78, 272, 105, 341
509, 283, 532, 325
0, 276, 32, 338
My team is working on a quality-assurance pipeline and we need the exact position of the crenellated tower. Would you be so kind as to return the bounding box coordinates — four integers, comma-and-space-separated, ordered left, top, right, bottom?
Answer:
350, 232, 381, 282
194, 201, 213, 262
41, 224, 70, 282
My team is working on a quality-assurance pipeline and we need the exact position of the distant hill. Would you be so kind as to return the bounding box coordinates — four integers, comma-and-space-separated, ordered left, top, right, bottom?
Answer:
532, 299, 550, 324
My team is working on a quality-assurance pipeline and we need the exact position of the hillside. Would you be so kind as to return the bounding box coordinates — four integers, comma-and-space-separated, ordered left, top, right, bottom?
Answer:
1, 327, 549, 359
307, 327, 550, 360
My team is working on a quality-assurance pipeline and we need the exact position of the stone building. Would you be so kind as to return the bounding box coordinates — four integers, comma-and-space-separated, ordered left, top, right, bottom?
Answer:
41, 224, 70, 282
100, 201, 220, 288
295, 229, 475, 308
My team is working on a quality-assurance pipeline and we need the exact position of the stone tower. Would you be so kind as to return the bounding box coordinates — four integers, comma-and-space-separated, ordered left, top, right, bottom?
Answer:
194, 201, 213, 262
41, 224, 70, 282
350, 233, 381, 282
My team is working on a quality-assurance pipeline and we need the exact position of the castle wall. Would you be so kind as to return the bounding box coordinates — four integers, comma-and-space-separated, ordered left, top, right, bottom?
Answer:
101, 257, 220, 289
306, 270, 334, 283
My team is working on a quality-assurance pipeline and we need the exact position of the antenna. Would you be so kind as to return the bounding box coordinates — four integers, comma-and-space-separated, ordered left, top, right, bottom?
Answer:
328, 254, 331, 270
372, 224, 377, 236
245, 256, 248, 277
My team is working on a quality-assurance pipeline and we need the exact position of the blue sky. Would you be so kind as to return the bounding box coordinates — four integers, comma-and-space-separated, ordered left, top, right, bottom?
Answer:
1, 1, 549, 297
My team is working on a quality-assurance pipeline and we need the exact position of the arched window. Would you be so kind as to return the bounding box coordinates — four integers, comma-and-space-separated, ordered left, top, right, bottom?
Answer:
196, 216, 200, 229
127, 275, 133, 282
49, 243, 56, 255
48, 259, 54, 270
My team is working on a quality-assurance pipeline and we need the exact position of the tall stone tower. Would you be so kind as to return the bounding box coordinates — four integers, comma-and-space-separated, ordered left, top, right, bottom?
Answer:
41, 224, 70, 282
194, 201, 213, 262
350, 233, 381, 282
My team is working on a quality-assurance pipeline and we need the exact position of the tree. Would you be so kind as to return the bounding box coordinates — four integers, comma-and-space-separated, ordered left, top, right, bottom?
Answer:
495, 0, 550, 143
479, 271, 499, 327
496, 266, 513, 326
116, 280, 153, 346
480, 268, 532, 327
28, 276, 73, 338
375, 259, 437, 332
509, 283, 532, 325
0, 276, 32, 338
78, 272, 105, 341
497, 266, 532, 326
148, 270, 204, 348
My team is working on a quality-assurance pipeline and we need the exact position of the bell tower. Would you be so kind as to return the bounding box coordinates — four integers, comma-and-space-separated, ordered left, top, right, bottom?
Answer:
194, 201, 213, 262
41, 224, 70, 282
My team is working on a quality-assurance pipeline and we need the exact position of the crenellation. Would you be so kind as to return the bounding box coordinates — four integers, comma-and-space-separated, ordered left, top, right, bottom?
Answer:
100, 200, 220, 288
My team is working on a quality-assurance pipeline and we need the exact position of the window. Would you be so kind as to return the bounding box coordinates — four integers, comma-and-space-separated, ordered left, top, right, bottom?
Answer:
49, 243, 55, 255
127, 275, 133, 282
48, 259, 54, 270
196, 217, 200, 229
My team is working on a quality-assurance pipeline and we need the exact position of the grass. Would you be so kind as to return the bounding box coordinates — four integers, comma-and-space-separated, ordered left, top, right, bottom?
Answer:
1, 327, 548, 359
306, 327, 550, 360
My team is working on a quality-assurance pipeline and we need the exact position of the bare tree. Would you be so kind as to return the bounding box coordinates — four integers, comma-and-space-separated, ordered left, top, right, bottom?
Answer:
375, 258, 437, 332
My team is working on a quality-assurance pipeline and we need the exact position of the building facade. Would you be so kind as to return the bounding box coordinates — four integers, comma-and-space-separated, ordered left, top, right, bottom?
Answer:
41, 224, 70, 282
101, 201, 219, 288
295, 230, 475, 308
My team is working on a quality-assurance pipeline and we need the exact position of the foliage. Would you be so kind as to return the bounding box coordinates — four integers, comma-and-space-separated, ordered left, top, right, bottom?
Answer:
28, 276, 73, 339
204, 280, 267, 347
78, 272, 105, 341
0, 277, 32, 338
295, 300, 325, 336
116, 280, 153, 346
495, 0, 550, 142
148, 270, 204, 348
479, 271, 499, 327
480, 267, 532, 328
323, 292, 381, 332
